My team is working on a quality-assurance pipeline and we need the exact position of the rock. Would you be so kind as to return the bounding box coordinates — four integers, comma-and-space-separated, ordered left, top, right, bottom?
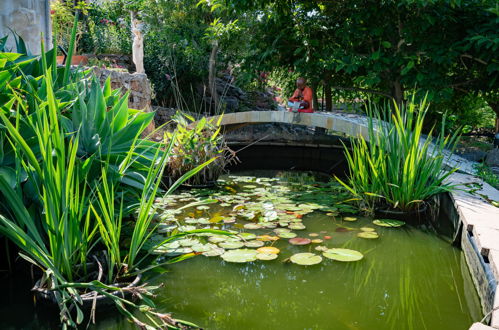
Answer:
457, 149, 488, 162
486, 149, 499, 168
223, 97, 239, 112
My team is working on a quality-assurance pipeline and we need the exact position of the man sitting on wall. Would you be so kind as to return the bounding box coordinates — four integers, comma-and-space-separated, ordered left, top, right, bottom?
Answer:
288, 77, 313, 113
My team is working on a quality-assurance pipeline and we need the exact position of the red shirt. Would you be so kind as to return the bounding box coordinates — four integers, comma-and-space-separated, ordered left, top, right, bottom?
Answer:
290, 86, 313, 112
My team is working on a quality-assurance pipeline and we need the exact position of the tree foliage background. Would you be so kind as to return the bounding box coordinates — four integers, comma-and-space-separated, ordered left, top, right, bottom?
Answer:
83, 0, 498, 131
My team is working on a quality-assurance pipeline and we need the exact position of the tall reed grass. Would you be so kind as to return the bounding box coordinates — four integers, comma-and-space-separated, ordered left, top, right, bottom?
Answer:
336, 96, 460, 213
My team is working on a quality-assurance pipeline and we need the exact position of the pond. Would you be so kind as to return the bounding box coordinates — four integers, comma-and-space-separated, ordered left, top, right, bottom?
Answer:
0, 171, 483, 329
102, 170, 482, 330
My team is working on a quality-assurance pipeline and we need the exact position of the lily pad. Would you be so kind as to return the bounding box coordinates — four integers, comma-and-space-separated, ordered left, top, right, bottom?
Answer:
278, 232, 297, 239
196, 205, 210, 210
308, 233, 319, 237
357, 231, 379, 239
256, 246, 280, 254
323, 248, 363, 262
221, 249, 258, 263
288, 223, 306, 230
311, 239, 323, 244
290, 253, 322, 266
244, 240, 265, 248
202, 247, 225, 257
373, 219, 405, 227
289, 237, 312, 245
218, 241, 245, 249
360, 227, 375, 232
244, 223, 262, 230
343, 217, 358, 222
256, 235, 280, 242
256, 253, 278, 261
239, 233, 257, 240
315, 245, 329, 252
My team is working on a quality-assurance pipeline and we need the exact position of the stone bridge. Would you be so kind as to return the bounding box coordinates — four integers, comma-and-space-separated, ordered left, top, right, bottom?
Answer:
204, 110, 476, 175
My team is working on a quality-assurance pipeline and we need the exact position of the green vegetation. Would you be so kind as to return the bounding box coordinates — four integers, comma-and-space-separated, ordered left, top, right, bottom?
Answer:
475, 163, 499, 189
0, 27, 219, 328
337, 96, 460, 213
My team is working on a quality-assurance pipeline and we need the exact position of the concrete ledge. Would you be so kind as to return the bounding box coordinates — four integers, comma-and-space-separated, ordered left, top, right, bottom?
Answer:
204, 110, 477, 175
447, 172, 499, 330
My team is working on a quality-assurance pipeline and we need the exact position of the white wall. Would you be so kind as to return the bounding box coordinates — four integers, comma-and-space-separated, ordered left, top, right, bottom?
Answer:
0, 0, 51, 54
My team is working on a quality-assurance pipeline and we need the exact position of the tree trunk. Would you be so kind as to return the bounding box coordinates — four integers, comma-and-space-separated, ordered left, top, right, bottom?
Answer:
311, 81, 319, 111
392, 79, 403, 106
324, 79, 332, 111
208, 40, 219, 112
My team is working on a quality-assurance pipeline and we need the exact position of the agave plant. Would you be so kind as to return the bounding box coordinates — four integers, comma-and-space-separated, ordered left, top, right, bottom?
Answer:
336, 95, 460, 213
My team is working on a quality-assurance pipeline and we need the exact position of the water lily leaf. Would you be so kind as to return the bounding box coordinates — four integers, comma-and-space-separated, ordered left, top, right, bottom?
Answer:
289, 237, 311, 245
278, 232, 297, 239
360, 227, 375, 232
192, 243, 214, 252
323, 248, 363, 262
311, 239, 323, 244
244, 223, 262, 230
208, 235, 230, 243
202, 247, 225, 257
164, 247, 194, 256
274, 228, 291, 235
256, 235, 279, 242
196, 205, 210, 210
256, 253, 278, 260
335, 227, 349, 233
324, 236, 332, 240
343, 217, 358, 222
357, 232, 379, 239
256, 246, 280, 254
289, 223, 306, 230
209, 215, 225, 223
223, 217, 236, 224
239, 233, 257, 240
178, 238, 199, 247
218, 241, 245, 249
244, 240, 264, 248
315, 245, 329, 252
373, 219, 405, 227
290, 253, 322, 265
326, 212, 339, 216
308, 233, 319, 237
221, 249, 258, 263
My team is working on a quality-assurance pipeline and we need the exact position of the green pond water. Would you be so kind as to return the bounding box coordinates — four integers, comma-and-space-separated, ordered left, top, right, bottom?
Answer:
95, 171, 482, 330
0, 171, 483, 330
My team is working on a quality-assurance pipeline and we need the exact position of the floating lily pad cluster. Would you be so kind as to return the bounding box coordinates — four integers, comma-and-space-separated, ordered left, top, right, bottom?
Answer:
149, 175, 406, 265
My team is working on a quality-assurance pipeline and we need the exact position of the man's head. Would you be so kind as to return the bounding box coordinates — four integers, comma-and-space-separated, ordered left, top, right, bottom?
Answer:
296, 77, 307, 90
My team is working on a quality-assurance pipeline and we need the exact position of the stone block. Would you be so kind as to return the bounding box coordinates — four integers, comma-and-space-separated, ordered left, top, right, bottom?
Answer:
258, 111, 272, 123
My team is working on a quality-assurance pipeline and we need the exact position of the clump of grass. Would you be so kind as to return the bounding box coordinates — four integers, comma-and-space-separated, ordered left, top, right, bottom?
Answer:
336, 95, 460, 213
474, 163, 499, 190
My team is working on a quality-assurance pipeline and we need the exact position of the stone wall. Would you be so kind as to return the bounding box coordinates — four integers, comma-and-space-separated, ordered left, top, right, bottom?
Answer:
92, 67, 155, 134
0, 0, 51, 54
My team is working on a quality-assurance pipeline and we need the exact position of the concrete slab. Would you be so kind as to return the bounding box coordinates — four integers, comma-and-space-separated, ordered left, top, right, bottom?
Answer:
470, 323, 495, 330
473, 225, 499, 256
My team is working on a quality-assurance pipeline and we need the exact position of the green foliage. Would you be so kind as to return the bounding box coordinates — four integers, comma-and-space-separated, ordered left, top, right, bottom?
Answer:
336, 96, 460, 213
166, 112, 234, 186
0, 32, 217, 328
474, 163, 499, 190
81, 1, 132, 54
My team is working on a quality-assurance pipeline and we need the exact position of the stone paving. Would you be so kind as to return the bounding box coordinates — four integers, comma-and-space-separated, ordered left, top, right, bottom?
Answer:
205, 109, 499, 329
